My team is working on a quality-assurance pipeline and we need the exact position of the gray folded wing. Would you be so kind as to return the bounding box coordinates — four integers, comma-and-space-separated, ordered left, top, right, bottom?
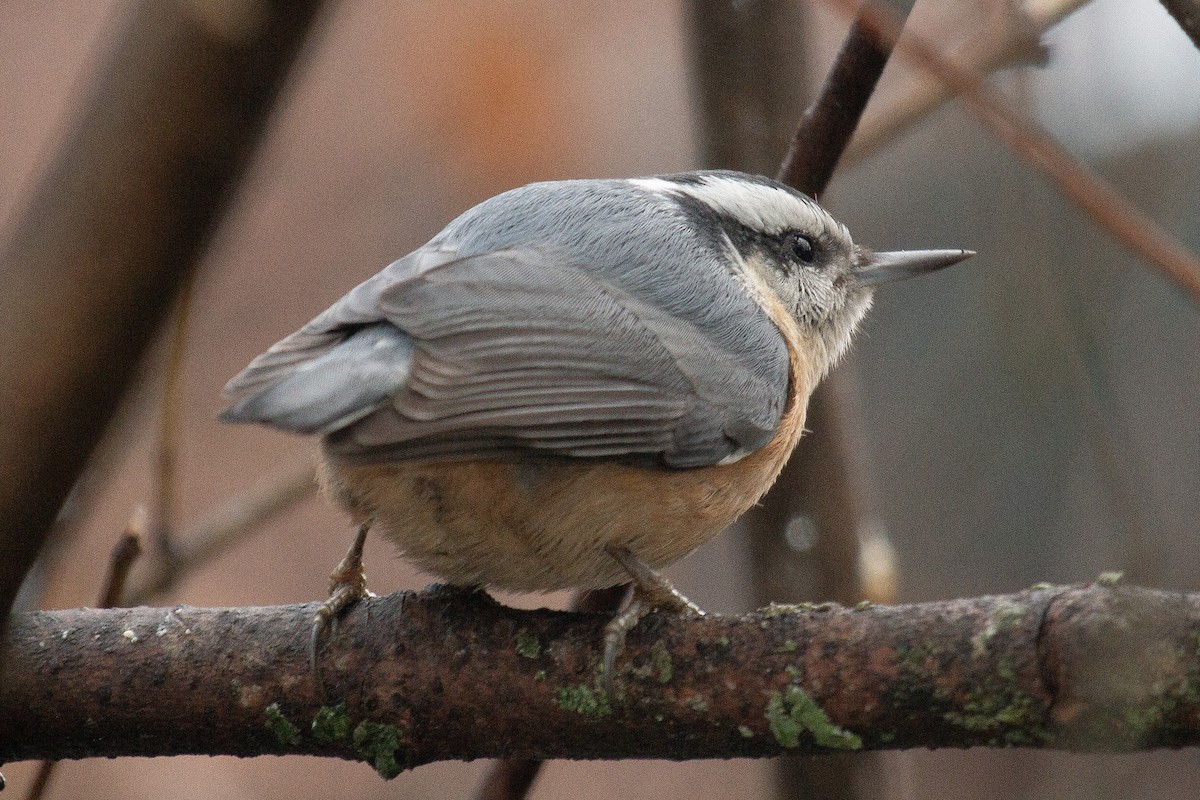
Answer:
222, 245, 789, 468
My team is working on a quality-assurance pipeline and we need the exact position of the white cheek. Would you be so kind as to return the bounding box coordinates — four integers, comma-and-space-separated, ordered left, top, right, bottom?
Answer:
794, 271, 838, 320
824, 290, 873, 364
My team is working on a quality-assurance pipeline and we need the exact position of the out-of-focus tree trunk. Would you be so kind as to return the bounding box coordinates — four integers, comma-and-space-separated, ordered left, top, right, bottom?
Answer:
0, 1, 330, 639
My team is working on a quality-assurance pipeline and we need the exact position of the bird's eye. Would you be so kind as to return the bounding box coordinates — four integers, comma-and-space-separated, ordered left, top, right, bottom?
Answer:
790, 233, 815, 264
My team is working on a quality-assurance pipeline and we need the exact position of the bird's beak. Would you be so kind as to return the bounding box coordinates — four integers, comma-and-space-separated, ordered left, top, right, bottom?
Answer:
852, 248, 974, 287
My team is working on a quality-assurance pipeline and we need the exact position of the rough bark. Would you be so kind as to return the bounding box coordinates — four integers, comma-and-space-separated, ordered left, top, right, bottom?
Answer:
3, 582, 1199, 774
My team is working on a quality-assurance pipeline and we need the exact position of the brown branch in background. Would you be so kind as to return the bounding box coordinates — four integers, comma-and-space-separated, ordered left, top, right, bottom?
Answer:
0, 2, 331, 639
687, 0, 813, 178
152, 274, 198, 566
24, 508, 145, 800
474, 759, 542, 800
9, 473, 98, 615
127, 465, 316, 605
821, 0, 1200, 304
1160, 0, 1200, 50
4, 582, 1200, 766
97, 511, 145, 609
777, 0, 917, 197
842, 0, 1091, 166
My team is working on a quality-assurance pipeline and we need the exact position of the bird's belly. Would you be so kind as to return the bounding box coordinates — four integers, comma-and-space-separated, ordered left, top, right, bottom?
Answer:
319, 440, 799, 592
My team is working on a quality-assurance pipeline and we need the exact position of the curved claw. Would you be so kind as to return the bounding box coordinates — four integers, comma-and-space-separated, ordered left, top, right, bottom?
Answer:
603, 596, 650, 683
601, 546, 704, 689
310, 522, 372, 701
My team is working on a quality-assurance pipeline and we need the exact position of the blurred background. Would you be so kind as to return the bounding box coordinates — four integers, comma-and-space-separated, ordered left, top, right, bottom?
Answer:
2, 0, 1199, 797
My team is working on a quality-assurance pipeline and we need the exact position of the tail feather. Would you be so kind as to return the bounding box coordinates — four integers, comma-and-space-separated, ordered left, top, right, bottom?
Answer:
220, 324, 413, 435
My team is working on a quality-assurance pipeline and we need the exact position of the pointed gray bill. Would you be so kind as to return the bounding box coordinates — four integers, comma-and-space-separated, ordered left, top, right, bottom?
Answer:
852, 249, 974, 287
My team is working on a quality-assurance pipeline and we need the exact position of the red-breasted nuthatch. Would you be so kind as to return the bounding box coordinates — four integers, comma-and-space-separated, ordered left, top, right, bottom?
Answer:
221, 170, 971, 676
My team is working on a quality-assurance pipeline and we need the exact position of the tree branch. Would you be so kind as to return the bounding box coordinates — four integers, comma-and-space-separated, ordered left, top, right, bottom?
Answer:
818, 0, 1200, 304
0, 0, 329, 632
4, 582, 1200, 772
1160, 0, 1200, 51
24, 508, 146, 800
777, 0, 916, 197
841, 0, 1090, 166
126, 465, 317, 606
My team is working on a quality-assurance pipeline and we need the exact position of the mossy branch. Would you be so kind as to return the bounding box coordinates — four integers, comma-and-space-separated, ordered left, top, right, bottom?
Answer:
3, 582, 1200, 776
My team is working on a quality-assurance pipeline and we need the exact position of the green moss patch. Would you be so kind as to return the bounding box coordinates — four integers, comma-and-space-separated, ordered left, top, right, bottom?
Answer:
555, 684, 613, 717
353, 720, 406, 779
766, 686, 862, 751
515, 629, 541, 659
264, 703, 301, 746
650, 640, 673, 683
312, 702, 352, 744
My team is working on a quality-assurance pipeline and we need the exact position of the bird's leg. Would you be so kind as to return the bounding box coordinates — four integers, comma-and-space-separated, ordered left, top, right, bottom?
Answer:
311, 522, 375, 699
602, 545, 703, 682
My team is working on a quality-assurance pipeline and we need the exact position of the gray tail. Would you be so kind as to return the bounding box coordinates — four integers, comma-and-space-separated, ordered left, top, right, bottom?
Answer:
219, 323, 413, 436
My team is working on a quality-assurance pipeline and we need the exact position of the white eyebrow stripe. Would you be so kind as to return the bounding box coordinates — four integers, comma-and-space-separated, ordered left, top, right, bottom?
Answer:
629, 175, 848, 241
628, 177, 680, 194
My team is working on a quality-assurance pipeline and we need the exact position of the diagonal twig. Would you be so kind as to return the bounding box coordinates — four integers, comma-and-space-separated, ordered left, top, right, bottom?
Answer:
842, 0, 1092, 166
1159, 0, 1200, 51
152, 274, 198, 566
126, 465, 316, 606
778, 0, 917, 196
821, 0, 1200, 304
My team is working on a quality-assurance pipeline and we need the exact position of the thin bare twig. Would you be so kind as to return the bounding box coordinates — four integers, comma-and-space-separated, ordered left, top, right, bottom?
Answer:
153, 274, 198, 564
842, 0, 1092, 166
127, 465, 316, 606
24, 508, 145, 800
822, 0, 1200, 304
98, 511, 146, 609
1159, 0, 1200, 50
778, 0, 917, 196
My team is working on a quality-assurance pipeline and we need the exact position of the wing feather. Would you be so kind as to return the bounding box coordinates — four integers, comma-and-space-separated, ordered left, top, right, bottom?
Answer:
225, 243, 788, 468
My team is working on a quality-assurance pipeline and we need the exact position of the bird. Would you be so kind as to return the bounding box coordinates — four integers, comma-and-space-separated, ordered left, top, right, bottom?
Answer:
220, 169, 972, 684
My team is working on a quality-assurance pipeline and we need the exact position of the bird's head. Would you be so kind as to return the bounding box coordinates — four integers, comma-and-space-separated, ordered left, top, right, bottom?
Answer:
634, 170, 973, 376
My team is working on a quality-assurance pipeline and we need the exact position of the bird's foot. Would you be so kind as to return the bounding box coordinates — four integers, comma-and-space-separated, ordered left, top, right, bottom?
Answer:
602, 545, 703, 684
311, 522, 375, 700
